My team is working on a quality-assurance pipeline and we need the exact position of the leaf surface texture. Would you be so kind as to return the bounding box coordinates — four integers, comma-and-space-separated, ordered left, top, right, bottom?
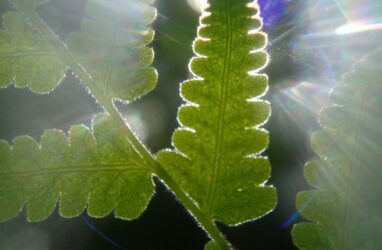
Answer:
0, 11, 66, 93
158, 0, 276, 226
0, 0, 157, 101
0, 0, 157, 221
0, 115, 153, 222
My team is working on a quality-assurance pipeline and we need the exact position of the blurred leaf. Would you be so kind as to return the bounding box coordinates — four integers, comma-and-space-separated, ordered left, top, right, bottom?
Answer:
1, 0, 157, 102
0, 11, 66, 93
292, 51, 382, 249
66, 0, 157, 101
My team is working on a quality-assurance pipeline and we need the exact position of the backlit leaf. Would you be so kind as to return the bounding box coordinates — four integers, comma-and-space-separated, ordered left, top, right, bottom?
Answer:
1, 0, 157, 101
158, 0, 276, 227
292, 51, 382, 250
0, 114, 153, 222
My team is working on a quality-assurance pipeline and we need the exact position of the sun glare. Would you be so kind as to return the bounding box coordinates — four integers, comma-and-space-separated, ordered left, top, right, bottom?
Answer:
187, 0, 208, 13
336, 22, 382, 35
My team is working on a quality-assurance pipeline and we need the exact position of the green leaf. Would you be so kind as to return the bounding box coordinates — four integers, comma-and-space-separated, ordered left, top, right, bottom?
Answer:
10, 0, 49, 8
0, 0, 275, 248
0, 114, 154, 222
2, 0, 157, 101
292, 52, 382, 249
158, 0, 276, 226
0, 11, 66, 93
205, 241, 220, 250
65, 0, 157, 101
0, 0, 157, 222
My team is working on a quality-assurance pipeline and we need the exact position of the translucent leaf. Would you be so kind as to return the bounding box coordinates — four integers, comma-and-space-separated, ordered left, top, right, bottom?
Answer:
292, 52, 382, 250
10, 0, 49, 8
0, 114, 154, 222
65, 0, 157, 101
0, 12, 66, 93
205, 241, 220, 250
158, 0, 276, 227
2, 0, 157, 101
0, 0, 157, 223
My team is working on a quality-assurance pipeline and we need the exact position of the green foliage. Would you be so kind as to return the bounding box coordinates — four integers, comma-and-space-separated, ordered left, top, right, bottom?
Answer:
0, 0, 156, 222
292, 52, 382, 249
0, 11, 66, 93
0, 0, 276, 249
0, 0, 157, 102
158, 0, 275, 226
65, 0, 157, 102
0, 115, 153, 222
205, 240, 220, 250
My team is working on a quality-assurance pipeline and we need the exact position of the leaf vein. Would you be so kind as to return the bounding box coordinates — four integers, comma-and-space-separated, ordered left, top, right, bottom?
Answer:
207, 0, 233, 212
0, 164, 147, 179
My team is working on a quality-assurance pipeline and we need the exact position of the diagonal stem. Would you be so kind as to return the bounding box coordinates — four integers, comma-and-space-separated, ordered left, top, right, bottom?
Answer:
104, 94, 232, 250
11, 2, 231, 249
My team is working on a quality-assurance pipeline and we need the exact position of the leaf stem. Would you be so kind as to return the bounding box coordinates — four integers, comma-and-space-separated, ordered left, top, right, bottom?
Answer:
153, 162, 232, 250
12, 3, 232, 249
107, 106, 232, 250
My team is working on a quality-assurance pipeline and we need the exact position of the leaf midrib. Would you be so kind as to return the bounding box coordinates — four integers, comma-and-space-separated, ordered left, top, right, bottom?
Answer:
0, 163, 148, 178
206, 0, 233, 212
0, 50, 59, 58
9, 2, 232, 248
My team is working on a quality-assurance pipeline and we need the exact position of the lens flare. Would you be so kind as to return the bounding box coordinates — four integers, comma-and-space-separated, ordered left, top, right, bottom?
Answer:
336, 21, 382, 35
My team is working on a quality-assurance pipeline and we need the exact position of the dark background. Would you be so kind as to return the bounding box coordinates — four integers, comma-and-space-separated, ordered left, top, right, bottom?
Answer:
0, 0, 380, 249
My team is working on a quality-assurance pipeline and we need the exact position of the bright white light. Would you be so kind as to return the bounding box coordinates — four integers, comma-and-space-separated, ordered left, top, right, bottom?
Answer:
336, 22, 382, 35
187, 0, 208, 13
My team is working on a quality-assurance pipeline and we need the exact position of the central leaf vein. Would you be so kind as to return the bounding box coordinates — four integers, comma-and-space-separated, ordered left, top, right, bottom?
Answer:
207, 0, 233, 211
0, 164, 148, 178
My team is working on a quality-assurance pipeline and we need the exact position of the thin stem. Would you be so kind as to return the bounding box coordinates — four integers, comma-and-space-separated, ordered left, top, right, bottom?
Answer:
153, 164, 232, 250
12, 3, 232, 249
105, 104, 231, 250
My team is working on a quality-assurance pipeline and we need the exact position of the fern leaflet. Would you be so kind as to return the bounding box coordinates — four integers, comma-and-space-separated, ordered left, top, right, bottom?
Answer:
158, 0, 276, 247
0, 0, 157, 221
1, 0, 157, 103
0, 115, 153, 222
0, 1, 277, 249
292, 51, 382, 249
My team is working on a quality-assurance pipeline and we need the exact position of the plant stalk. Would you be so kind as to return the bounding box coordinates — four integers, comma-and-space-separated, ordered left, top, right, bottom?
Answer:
106, 103, 232, 250
13, 3, 232, 249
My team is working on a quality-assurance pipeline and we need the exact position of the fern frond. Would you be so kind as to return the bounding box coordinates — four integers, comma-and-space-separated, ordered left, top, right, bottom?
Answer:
1, 0, 157, 102
0, 0, 157, 223
292, 51, 382, 249
0, 11, 66, 93
158, 0, 276, 228
0, 114, 153, 222
0, 1, 276, 248
65, 0, 157, 101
